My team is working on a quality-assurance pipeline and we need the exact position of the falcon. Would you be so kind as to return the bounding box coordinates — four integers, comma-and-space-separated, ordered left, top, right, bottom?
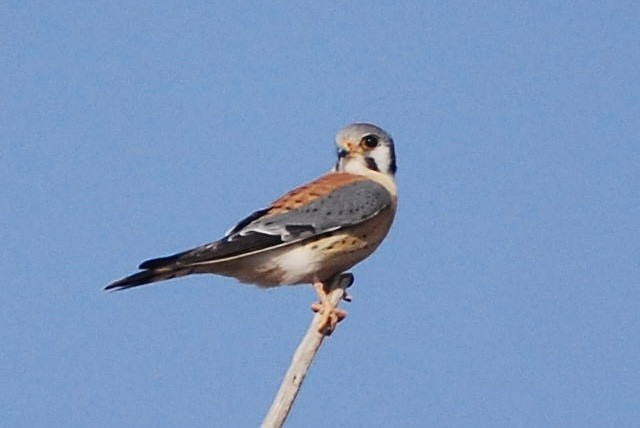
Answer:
106, 123, 398, 333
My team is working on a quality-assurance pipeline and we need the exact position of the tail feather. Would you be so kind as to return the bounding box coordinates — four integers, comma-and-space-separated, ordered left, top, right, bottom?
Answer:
104, 266, 194, 291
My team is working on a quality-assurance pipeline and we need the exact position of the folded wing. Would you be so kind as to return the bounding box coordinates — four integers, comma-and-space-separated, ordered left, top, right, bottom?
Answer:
105, 175, 391, 291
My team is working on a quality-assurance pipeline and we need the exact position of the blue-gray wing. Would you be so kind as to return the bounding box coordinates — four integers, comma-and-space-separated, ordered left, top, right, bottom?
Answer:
139, 179, 391, 268
105, 179, 392, 290
235, 179, 392, 241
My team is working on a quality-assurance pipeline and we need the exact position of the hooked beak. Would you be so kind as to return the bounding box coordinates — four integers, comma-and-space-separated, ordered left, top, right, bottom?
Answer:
337, 139, 359, 159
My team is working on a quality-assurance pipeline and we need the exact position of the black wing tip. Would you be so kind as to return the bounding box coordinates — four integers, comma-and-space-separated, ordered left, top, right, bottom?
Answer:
104, 283, 126, 292
103, 280, 137, 293
138, 248, 195, 270
139, 258, 167, 270
104, 281, 131, 292
103, 269, 158, 292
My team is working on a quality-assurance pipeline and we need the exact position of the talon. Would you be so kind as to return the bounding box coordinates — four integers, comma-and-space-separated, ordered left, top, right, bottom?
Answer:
311, 280, 348, 334
318, 307, 347, 335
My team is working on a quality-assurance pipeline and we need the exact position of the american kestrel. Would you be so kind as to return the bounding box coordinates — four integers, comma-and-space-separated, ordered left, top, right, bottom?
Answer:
106, 123, 397, 333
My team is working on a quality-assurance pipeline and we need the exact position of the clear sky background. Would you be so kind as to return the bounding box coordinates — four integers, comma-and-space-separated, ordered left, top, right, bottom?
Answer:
3, 2, 639, 427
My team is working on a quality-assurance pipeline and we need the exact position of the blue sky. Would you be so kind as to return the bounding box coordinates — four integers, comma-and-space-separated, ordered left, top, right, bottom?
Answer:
3, 2, 639, 427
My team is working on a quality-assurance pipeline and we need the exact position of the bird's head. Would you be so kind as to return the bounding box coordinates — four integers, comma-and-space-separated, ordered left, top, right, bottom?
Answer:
333, 123, 397, 179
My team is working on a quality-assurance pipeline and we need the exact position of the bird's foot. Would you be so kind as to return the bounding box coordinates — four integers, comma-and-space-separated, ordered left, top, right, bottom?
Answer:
311, 281, 348, 335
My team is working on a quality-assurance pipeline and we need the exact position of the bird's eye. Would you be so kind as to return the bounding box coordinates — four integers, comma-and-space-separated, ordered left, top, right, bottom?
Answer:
361, 135, 379, 149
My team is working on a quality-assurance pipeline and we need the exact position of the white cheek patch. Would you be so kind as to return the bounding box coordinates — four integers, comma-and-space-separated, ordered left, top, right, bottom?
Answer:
368, 146, 392, 175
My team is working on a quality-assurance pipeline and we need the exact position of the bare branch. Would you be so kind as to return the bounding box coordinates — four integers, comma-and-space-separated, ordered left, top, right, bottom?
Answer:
261, 273, 354, 428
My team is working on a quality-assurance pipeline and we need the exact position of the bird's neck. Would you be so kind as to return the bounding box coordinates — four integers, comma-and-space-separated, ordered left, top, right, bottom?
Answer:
338, 161, 397, 199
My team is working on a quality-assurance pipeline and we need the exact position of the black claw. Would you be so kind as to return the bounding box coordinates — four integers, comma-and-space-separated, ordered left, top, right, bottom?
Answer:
341, 272, 355, 288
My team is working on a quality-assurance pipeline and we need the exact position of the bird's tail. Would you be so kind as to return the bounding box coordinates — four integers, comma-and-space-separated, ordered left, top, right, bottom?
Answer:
104, 266, 196, 292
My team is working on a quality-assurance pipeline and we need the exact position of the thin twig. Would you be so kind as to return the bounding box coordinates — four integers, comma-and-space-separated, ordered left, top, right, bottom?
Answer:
261, 273, 354, 428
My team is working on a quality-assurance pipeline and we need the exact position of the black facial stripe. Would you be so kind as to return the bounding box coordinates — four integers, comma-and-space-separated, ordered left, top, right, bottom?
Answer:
388, 143, 397, 174
365, 157, 380, 172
